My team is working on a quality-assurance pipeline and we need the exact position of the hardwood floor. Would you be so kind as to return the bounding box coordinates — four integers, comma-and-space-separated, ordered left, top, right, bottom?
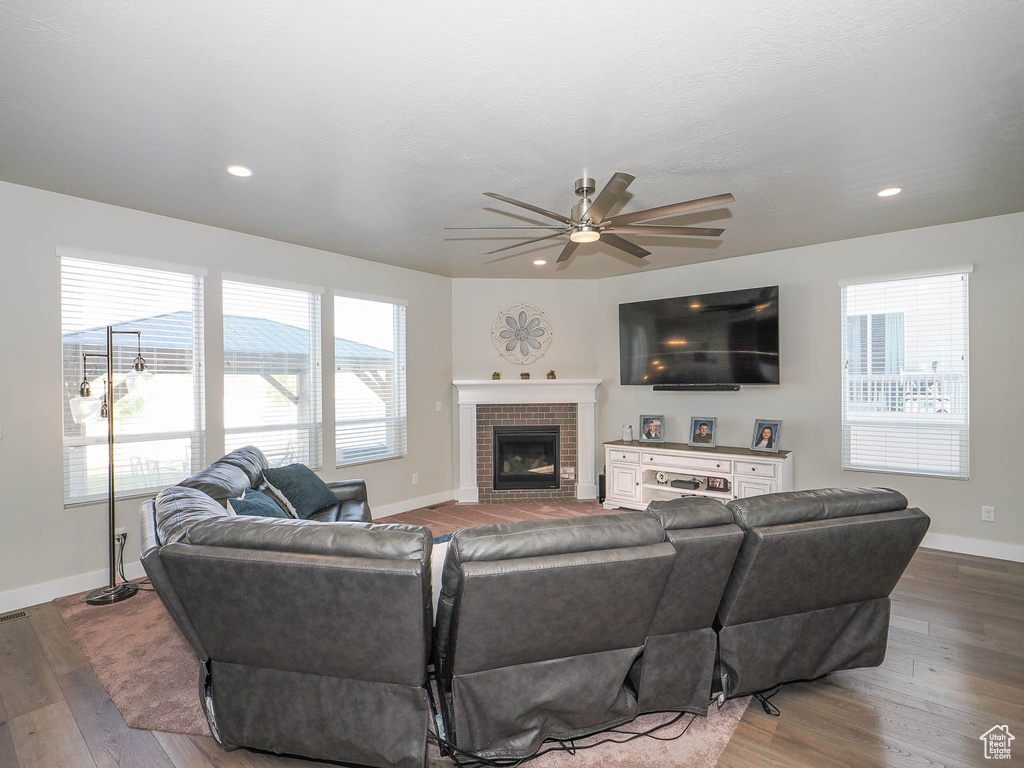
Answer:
0, 547, 1021, 767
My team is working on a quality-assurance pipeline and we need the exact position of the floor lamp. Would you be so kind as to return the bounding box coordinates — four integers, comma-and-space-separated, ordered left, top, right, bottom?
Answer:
69, 325, 153, 606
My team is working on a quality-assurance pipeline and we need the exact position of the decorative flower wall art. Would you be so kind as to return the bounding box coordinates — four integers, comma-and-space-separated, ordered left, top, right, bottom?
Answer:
491, 303, 553, 364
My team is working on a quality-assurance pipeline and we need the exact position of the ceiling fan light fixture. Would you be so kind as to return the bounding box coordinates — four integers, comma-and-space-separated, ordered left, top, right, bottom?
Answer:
533, 259, 547, 266
570, 227, 601, 244
226, 165, 253, 178
877, 186, 902, 197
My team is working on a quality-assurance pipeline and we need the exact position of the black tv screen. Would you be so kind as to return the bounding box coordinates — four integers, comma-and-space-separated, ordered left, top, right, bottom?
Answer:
619, 286, 780, 385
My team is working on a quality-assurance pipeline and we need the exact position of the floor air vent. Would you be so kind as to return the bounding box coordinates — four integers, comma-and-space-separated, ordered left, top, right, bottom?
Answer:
0, 610, 28, 624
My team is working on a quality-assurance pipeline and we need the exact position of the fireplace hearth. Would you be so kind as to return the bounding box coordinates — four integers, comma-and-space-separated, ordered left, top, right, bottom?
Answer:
493, 426, 560, 491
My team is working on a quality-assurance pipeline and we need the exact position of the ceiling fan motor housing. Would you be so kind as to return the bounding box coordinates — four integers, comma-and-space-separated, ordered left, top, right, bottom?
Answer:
574, 177, 596, 197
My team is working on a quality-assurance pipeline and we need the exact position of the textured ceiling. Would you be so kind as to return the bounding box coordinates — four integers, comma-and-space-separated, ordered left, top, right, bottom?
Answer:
1, 0, 1022, 278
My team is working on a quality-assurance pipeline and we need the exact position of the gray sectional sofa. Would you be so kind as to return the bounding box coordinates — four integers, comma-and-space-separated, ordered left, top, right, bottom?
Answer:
140, 446, 929, 767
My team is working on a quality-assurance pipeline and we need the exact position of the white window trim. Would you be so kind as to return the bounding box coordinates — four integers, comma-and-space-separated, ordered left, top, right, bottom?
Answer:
55, 245, 207, 277
222, 272, 323, 296
840, 268, 970, 480
838, 264, 973, 287
334, 287, 409, 307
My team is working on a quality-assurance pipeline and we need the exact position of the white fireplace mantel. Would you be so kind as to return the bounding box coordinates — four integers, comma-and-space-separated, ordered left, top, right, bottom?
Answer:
454, 379, 601, 503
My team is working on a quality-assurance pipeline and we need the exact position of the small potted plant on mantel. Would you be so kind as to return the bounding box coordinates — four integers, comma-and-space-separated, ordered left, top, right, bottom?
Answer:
492, 371, 501, 380
520, 372, 530, 380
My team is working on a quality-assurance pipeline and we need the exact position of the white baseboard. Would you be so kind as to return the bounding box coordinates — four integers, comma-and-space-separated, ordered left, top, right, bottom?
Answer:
576, 484, 598, 500
373, 490, 456, 519
922, 532, 1024, 563
0, 562, 147, 615
455, 487, 480, 504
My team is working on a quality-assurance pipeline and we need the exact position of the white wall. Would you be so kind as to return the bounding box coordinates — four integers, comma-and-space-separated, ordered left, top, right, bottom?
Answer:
0, 181, 454, 609
453, 212, 1024, 557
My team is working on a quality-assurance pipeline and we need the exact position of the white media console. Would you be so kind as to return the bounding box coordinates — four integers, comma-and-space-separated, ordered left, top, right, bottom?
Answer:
603, 440, 793, 510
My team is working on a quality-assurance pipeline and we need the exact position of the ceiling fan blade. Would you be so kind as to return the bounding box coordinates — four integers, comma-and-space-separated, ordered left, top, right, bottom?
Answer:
484, 231, 566, 255
604, 225, 724, 237
583, 172, 635, 225
483, 193, 572, 224
601, 233, 651, 259
445, 225, 567, 230
605, 193, 735, 226
555, 241, 580, 263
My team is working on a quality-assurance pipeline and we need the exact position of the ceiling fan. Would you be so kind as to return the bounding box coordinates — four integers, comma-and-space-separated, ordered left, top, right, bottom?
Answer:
446, 173, 734, 263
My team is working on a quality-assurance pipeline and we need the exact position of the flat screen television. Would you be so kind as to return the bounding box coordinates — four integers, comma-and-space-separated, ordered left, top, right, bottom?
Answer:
619, 286, 780, 386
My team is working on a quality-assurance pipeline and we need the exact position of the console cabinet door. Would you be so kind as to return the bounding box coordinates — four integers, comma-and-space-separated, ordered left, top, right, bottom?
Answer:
735, 477, 773, 499
608, 463, 641, 502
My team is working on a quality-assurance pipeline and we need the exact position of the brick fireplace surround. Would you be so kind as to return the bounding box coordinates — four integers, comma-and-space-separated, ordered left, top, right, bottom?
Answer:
454, 380, 601, 504
477, 403, 577, 503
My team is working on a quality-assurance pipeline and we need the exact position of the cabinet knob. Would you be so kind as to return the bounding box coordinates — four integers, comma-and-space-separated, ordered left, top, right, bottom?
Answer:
636, 482, 640, 486
751, 466, 756, 472
716, 463, 721, 468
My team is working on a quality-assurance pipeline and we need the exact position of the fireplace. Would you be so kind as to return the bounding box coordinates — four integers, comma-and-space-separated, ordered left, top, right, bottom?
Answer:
454, 379, 600, 503
493, 426, 560, 491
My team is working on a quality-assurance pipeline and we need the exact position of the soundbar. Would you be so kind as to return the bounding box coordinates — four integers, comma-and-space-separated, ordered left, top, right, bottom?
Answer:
653, 384, 741, 392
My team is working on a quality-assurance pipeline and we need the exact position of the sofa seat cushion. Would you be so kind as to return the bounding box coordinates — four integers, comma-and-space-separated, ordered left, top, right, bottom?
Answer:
263, 464, 338, 519
178, 446, 269, 506
155, 485, 231, 544
306, 500, 370, 523
726, 487, 908, 529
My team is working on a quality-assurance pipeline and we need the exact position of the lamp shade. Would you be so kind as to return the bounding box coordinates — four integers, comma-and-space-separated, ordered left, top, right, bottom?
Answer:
69, 395, 103, 424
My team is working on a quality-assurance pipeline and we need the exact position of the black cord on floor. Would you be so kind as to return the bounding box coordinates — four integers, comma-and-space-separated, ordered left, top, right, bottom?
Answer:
752, 685, 783, 716
425, 671, 696, 768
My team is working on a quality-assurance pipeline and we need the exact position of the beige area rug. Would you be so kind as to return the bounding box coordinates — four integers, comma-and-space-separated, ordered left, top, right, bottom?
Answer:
55, 582, 210, 736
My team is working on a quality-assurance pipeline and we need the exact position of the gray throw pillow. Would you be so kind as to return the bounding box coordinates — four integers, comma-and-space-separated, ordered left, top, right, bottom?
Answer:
262, 464, 337, 519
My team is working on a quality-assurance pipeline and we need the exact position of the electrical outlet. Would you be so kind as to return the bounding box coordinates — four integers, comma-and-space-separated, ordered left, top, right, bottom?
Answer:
435, 400, 442, 412
982, 506, 995, 522
412, 473, 419, 485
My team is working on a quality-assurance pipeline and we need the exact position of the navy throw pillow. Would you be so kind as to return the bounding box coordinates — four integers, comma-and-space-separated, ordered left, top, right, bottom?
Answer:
433, 533, 452, 544
227, 490, 290, 518
262, 464, 337, 519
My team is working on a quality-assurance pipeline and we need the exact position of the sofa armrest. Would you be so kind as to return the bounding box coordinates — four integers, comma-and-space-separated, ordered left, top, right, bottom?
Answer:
329, 479, 368, 505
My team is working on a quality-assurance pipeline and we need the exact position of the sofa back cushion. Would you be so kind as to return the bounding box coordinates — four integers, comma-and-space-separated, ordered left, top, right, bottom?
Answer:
726, 487, 907, 530
154, 485, 232, 545
717, 506, 930, 627
647, 496, 733, 530
435, 512, 673, 675
178, 445, 269, 505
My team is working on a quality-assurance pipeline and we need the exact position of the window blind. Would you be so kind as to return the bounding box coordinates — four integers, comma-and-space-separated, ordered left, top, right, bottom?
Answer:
61, 257, 205, 505
335, 294, 407, 466
223, 279, 323, 468
841, 271, 969, 478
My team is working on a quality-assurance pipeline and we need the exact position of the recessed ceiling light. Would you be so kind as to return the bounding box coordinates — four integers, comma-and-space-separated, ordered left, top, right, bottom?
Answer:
533, 259, 547, 266
226, 165, 253, 178
877, 187, 902, 197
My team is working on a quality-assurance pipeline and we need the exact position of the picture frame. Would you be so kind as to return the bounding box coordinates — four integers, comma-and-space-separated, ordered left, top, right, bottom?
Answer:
706, 476, 728, 491
688, 417, 717, 448
751, 419, 782, 452
638, 414, 665, 443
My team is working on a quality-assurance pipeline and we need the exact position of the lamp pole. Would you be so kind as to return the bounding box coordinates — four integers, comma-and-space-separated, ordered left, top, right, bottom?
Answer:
84, 325, 143, 605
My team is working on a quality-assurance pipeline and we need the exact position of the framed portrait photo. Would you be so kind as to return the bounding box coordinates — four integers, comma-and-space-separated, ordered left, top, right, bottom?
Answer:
688, 417, 717, 448
638, 414, 665, 443
751, 419, 782, 452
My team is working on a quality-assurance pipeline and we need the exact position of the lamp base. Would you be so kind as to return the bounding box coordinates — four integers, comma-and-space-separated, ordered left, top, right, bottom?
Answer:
85, 582, 140, 605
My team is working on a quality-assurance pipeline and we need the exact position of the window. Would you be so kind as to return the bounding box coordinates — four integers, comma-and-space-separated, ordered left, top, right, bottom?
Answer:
841, 269, 970, 478
222, 278, 323, 468
335, 293, 407, 466
61, 255, 205, 505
